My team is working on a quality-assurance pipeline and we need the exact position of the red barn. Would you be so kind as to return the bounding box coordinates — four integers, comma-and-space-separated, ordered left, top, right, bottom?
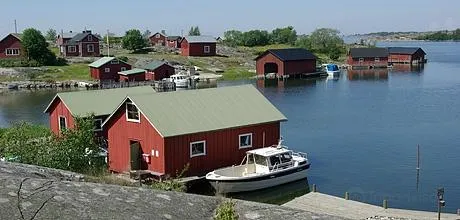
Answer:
347, 48, 389, 69
180, 36, 217, 56
255, 48, 317, 77
143, 60, 175, 81
149, 32, 167, 46
118, 68, 147, 82
89, 57, 131, 82
388, 47, 426, 65
0, 33, 22, 59
166, 36, 182, 48
102, 85, 286, 177
58, 30, 100, 57
43, 86, 156, 139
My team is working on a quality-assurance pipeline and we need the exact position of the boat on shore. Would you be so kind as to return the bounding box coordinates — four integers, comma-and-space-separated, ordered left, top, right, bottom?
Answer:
206, 139, 310, 194
323, 64, 341, 77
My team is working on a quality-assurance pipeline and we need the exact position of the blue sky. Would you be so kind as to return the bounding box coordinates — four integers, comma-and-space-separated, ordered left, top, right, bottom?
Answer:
1, 0, 459, 37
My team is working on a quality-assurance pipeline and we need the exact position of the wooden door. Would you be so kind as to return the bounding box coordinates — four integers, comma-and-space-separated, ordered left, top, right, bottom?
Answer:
130, 141, 140, 170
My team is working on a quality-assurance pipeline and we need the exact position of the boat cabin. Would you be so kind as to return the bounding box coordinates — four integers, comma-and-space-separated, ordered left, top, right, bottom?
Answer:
245, 147, 294, 174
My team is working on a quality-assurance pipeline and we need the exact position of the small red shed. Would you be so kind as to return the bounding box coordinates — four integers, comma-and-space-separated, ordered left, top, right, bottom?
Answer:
0, 33, 22, 59
149, 32, 167, 46
180, 36, 217, 56
166, 36, 182, 48
118, 68, 147, 82
43, 86, 156, 138
143, 60, 175, 81
255, 48, 317, 77
89, 57, 132, 82
102, 85, 287, 177
347, 48, 389, 69
388, 47, 426, 65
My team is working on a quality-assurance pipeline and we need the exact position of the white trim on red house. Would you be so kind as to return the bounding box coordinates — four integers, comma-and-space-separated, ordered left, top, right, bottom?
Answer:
105, 68, 110, 73
58, 115, 67, 131
126, 102, 140, 123
204, 46, 210, 53
94, 118, 103, 131
190, 140, 206, 158
68, 46, 77, 53
87, 44, 94, 52
5, 48, 20, 56
238, 133, 253, 149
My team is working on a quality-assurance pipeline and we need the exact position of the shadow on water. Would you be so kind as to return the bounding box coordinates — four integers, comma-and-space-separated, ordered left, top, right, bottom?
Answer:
347, 69, 389, 81
390, 64, 425, 74
257, 78, 319, 90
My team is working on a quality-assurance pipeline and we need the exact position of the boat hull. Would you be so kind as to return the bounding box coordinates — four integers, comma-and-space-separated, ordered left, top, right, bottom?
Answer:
327, 70, 340, 77
208, 163, 310, 194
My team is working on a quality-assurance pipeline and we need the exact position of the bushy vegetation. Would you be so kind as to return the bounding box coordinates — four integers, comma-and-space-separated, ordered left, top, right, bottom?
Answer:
416, 29, 460, 41
0, 116, 105, 174
122, 29, 148, 52
295, 28, 346, 61
151, 163, 189, 192
223, 26, 296, 47
21, 28, 60, 66
189, 26, 201, 36
214, 199, 238, 220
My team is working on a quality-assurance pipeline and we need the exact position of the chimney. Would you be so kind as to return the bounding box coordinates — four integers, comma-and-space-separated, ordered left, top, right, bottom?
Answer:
161, 30, 166, 35
83, 30, 92, 34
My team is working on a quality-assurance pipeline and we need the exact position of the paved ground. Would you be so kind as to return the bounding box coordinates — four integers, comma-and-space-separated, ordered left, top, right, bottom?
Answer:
283, 192, 459, 220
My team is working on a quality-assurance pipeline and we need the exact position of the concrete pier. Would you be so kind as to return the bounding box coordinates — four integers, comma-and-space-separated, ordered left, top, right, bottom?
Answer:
283, 192, 459, 220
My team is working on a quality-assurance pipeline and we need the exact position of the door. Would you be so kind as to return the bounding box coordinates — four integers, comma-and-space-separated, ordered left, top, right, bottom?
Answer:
130, 141, 141, 170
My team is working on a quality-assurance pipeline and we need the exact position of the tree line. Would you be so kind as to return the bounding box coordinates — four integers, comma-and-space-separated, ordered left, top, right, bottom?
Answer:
416, 29, 460, 41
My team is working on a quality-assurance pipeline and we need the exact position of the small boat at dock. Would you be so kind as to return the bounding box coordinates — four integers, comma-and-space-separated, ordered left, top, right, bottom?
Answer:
323, 64, 341, 77
206, 139, 310, 193
7, 83, 19, 90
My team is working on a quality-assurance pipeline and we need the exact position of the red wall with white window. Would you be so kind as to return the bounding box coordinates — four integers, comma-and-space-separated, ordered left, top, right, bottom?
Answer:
46, 98, 75, 135
180, 39, 216, 56
63, 34, 100, 57
149, 33, 166, 46
0, 34, 22, 58
347, 56, 388, 68
90, 62, 131, 81
104, 99, 281, 176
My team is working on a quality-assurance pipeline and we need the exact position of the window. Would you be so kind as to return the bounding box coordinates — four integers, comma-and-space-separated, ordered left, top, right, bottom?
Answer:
190, 141, 206, 157
59, 116, 67, 131
204, 46, 210, 53
254, 154, 267, 166
358, 58, 364, 63
239, 133, 252, 149
88, 35, 93, 41
87, 44, 94, 52
375, 57, 380, 62
68, 46, 76, 53
5, 48, 20, 56
269, 155, 281, 167
121, 67, 127, 71
105, 68, 110, 73
279, 153, 293, 164
126, 102, 140, 122
156, 34, 160, 38
111, 60, 119, 64
94, 118, 103, 131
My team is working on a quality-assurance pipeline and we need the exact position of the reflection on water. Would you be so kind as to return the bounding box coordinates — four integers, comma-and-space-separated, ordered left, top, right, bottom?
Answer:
390, 64, 425, 73
225, 178, 310, 205
347, 69, 389, 81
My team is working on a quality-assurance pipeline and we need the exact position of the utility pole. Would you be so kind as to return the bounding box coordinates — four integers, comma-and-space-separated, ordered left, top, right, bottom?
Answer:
106, 29, 110, 57
14, 20, 17, 33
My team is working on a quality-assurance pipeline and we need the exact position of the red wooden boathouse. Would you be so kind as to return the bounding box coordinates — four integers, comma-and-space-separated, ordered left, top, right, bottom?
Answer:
89, 57, 132, 82
388, 47, 426, 65
347, 48, 389, 69
143, 60, 175, 81
102, 85, 287, 177
180, 36, 217, 56
255, 48, 317, 78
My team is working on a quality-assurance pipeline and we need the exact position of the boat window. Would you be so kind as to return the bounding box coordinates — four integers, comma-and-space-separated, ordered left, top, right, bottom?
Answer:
247, 154, 255, 164
269, 155, 281, 166
254, 154, 267, 166
280, 153, 292, 164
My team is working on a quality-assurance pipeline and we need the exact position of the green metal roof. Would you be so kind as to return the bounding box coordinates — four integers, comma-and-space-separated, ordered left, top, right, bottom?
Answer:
88, 57, 116, 68
127, 85, 287, 137
143, 60, 170, 70
44, 86, 156, 116
118, 68, 146, 75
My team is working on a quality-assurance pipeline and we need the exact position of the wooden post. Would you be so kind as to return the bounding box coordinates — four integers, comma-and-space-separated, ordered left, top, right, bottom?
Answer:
345, 192, 349, 200
416, 144, 420, 170
312, 184, 317, 192
383, 199, 388, 209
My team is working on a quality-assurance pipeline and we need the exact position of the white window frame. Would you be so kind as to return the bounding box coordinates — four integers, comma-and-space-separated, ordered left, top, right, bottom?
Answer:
58, 115, 67, 131
120, 67, 127, 71
126, 102, 140, 123
88, 35, 93, 41
68, 46, 77, 53
204, 46, 210, 53
5, 48, 20, 56
156, 34, 161, 38
87, 44, 94, 52
105, 68, 110, 73
94, 118, 103, 131
111, 60, 119, 64
358, 58, 364, 63
375, 57, 380, 62
239, 133, 253, 149
190, 140, 206, 158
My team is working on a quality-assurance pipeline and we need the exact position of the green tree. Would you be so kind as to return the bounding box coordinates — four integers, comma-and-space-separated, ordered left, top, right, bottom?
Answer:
453, 28, 460, 40
295, 35, 313, 51
45, 28, 57, 41
223, 30, 243, 46
242, 30, 270, 47
122, 29, 147, 52
189, 26, 201, 36
308, 28, 344, 54
21, 28, 57, 65
270, 26, 297, 45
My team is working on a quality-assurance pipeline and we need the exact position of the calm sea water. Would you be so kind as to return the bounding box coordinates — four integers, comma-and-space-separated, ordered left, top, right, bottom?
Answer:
1, 41, 459, 212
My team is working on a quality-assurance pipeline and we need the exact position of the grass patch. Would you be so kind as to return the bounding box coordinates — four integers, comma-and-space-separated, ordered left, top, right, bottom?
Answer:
40, 63, 91, 82
214, 199, 238, 220
221, 67, 255, 80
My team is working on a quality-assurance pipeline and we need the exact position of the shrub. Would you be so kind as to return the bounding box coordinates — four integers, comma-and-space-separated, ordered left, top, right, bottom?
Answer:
151, 163, 189, 192
214, 200, 238, 220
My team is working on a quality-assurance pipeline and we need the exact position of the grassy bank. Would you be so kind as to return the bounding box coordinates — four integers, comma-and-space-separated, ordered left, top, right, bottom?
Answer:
40, 64, 91, 81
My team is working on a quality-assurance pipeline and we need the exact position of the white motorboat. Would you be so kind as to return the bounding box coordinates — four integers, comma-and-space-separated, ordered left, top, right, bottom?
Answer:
169, 74, 190, 88
206, 140, 310, 194
323, 64, 341, 77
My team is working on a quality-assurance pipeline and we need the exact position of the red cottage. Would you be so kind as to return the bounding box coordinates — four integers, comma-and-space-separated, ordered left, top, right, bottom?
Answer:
143, 60, 175, 81
102, 85, 286, 177
58, 30, 100, 57
166, 36, 182, 48
255, 48, 317, 78
118, 68, 147, 82
388, 47, 426, 65
149, 32, 167, 46
180, 36, 217, 56
89, 57, 131, 82
0, 33, 22, 59
347, 48, 389, 69
43, 86, 156, 139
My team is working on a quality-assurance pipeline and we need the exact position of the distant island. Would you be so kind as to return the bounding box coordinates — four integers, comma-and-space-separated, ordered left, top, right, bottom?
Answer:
349, 28, 460, 42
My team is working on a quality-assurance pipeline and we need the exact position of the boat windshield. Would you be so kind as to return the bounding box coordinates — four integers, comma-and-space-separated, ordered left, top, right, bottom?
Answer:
247, 154, 255, 164
279, 153, 292, 164
254, 154, 267, 166
326, 64, 339, 71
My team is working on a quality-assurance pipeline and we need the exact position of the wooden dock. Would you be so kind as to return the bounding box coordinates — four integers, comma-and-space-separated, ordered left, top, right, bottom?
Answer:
283, 192, 459, 220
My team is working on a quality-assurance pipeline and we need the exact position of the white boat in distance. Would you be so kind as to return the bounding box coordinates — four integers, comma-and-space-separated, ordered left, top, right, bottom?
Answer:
206, 140, 310, 194
323, 64, 341, 77
168, 73, 190, 88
